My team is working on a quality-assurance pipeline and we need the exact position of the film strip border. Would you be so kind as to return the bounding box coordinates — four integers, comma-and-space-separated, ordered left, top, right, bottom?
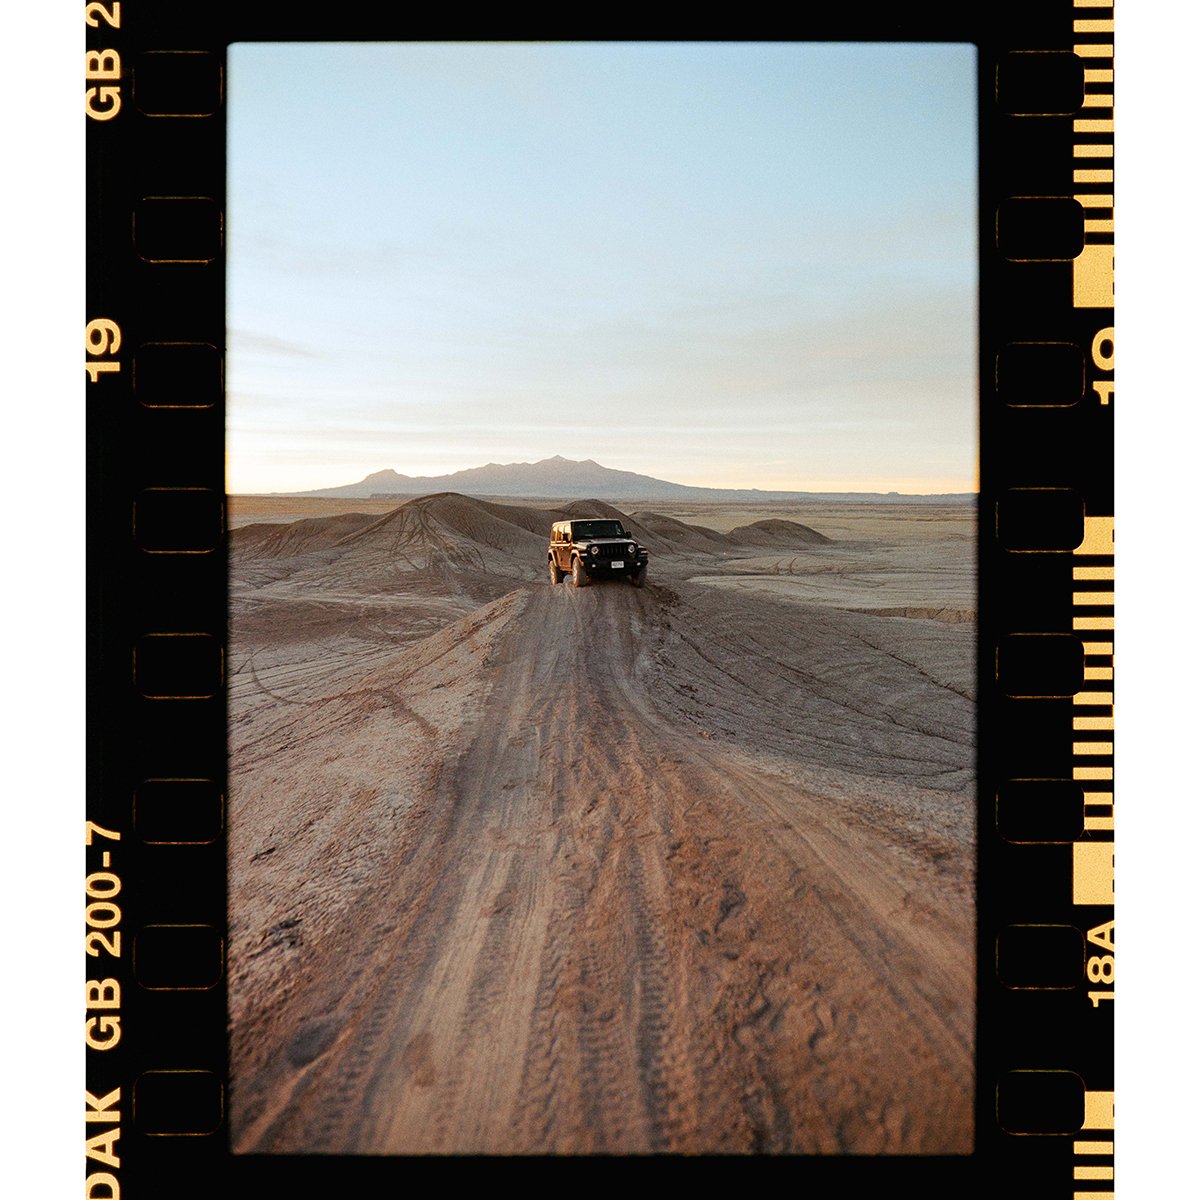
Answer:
988, 3, 1115, 1195
82, 5, 1118, 1193
1073, 9, 1115, 1197
1072, 515, 1115, 1195
85, 3, 227, 1193
1072, 8, 1115, 313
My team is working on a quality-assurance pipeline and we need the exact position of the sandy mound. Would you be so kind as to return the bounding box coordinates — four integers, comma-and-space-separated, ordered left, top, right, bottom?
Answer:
231, 512, 378, 561
727, 518, 832, 546
628, 510, 736, 554
560, 498, 634, 521
338, 493, 549, 560
396, 493, 561, 542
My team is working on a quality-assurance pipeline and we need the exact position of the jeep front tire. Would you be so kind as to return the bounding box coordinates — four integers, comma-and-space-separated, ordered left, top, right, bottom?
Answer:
572, 556, 589, 587
631, 564, 647, 588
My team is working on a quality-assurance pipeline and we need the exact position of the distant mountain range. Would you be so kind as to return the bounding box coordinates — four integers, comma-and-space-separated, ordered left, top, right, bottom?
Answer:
270, 456, 976, 504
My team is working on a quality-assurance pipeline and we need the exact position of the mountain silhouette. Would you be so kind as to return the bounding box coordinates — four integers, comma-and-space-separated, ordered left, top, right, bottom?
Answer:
273, 456, 974, 503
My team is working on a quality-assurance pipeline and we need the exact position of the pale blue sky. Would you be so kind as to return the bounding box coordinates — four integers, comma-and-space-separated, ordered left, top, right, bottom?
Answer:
227, 41, 977, 494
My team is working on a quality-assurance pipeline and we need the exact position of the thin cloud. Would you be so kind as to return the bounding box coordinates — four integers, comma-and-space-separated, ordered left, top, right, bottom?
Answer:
226, 329, 323, 359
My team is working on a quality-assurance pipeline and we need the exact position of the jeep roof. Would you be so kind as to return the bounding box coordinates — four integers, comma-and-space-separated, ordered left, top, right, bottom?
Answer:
551, 519, 629, 540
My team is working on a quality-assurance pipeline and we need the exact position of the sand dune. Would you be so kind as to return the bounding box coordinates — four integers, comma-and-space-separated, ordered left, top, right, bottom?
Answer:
228, 492, 975, 1154
725, 518, 832, 546
628, 511, 738, 554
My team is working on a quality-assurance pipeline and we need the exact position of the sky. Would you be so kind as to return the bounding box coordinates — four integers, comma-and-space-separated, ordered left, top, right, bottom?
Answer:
227, 41, 978, 494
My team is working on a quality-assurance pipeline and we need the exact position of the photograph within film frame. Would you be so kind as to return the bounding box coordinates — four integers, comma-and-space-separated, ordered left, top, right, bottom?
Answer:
85, 5, 1113, 1194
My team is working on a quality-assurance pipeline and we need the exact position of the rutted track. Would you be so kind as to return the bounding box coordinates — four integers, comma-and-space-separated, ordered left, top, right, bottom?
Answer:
229, 580, 973, 1155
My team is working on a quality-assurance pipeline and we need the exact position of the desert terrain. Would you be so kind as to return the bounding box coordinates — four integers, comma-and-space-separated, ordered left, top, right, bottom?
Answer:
226, 493, 976, 1154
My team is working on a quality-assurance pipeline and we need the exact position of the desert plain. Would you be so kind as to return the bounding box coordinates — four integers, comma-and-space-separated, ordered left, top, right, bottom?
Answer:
226, 493, 976, 1154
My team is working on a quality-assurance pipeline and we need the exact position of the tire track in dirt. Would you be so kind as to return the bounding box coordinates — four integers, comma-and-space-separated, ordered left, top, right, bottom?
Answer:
230, 579, 973, 1155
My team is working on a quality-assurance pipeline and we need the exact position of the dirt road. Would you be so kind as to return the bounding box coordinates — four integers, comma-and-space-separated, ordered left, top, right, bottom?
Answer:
229, 576, 973, 1154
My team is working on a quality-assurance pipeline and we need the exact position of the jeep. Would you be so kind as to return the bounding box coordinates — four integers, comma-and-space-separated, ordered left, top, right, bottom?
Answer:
548, 519, 649, 588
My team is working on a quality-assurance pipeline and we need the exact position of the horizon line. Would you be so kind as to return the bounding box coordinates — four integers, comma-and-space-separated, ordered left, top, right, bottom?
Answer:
227, 455, 979, 499
230, 487, 981, 500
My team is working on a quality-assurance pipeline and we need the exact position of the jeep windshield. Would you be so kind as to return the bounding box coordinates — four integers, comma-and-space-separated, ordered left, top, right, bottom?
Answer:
571, 521, 626, 540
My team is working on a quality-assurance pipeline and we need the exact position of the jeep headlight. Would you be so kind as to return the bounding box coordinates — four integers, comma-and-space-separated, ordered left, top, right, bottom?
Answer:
589, 545, 598, 555
628, 544, 636, 555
